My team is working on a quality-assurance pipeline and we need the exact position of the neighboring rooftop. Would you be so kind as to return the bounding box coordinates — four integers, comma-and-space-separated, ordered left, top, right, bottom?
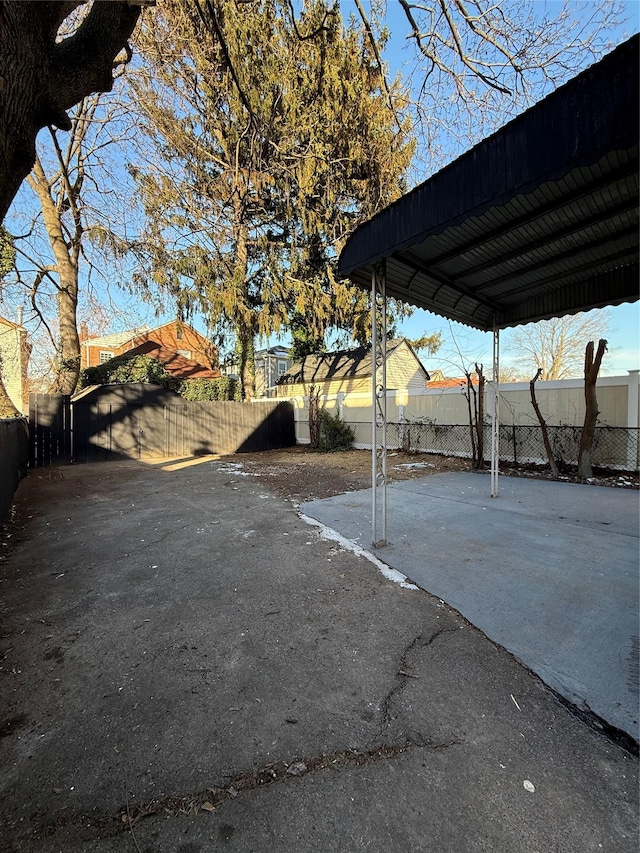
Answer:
126, 341, 219, 379
277, 339, 428, 385
82, 325, 152, 348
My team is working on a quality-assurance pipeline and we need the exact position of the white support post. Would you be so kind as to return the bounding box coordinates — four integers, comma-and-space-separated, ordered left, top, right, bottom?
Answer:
627, 370, 639, 470
371, 261, 387, 547
491, 325, 500, 497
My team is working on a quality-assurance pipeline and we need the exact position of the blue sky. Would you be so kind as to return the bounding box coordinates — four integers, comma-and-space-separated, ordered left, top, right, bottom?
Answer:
372, 0, 640, 377
394, 302, 639, 378
4, 1, 638, 379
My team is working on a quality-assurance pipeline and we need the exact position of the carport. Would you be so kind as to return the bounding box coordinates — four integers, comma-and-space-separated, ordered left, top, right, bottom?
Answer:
338, 35, 639, 546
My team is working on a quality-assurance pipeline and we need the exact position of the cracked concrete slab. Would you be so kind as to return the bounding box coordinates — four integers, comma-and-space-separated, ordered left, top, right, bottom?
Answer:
301, 471, 640, 741
0, 460, 637, 852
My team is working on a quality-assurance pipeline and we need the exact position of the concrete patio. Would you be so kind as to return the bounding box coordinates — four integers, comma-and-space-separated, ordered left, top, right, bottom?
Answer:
301, 471, 640, 741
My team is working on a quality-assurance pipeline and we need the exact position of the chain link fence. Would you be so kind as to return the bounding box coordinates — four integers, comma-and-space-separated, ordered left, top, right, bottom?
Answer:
347, 421, 640, 472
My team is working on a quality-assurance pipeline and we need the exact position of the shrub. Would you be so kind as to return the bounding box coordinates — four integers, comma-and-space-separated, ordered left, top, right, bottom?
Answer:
318, 409, 354, 452
78, 355, 171, 389
179, 376, 238, 401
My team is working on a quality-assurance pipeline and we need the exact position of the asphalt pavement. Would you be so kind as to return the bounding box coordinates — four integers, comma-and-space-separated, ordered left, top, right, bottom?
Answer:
0, 459, 637, 853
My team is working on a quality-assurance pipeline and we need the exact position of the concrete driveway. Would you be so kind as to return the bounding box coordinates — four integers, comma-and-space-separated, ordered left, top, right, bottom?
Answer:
0, 459, 637, 852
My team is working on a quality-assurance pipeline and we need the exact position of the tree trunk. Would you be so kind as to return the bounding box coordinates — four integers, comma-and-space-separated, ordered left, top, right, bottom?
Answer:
236, 327, 255, 402
529, 367, 559, 477
0, 2, 142, 222
28, 159, 81, 395
577, 339, 607, 478
52, 281, 81, 394
464, 374, 477, 467
231, 210, 256, 401
308, 384, 320, 449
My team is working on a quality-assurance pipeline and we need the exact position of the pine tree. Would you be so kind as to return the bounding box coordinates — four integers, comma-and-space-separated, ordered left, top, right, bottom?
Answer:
129, 0, 414, 398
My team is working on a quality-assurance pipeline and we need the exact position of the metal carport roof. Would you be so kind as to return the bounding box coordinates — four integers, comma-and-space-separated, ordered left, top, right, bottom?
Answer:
338, 35, 639, 331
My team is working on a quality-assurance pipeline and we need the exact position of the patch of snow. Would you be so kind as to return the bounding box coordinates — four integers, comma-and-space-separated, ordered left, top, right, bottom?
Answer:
298, 513, 419, 591
215, 463, 256, 476
392, 462, 436, 470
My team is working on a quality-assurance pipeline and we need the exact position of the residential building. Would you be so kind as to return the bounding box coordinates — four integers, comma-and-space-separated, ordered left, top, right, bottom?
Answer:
80, 320, 217, 374
276, 338, 430, 398
255, 346, 293, 396
0, 310, 31, 414
222, 345, 294, 396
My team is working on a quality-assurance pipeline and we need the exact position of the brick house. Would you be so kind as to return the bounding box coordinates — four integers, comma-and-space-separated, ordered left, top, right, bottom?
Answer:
0, 311, 31, 414
80, 321, 218, 377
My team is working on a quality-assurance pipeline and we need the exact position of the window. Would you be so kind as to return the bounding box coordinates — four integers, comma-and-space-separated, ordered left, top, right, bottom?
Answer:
277, 360, 287, 376
177, 349, 192, 360
99, 351, 114, 363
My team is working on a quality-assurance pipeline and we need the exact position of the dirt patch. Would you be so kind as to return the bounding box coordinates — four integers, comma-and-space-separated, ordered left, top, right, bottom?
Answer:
218, 445, 639, 503
219, 446, 468, 502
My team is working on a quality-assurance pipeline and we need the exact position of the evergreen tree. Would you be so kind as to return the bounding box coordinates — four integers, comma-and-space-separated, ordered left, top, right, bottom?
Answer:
129, 0, 414, 398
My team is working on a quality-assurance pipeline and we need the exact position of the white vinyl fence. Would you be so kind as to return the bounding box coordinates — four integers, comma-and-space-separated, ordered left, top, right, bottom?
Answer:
265, 372, 640, 471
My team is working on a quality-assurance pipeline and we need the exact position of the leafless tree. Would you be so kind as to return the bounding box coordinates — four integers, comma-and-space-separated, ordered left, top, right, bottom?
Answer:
507, 311, 612, 380
387, 0, 625, 168
529, 367, 559, 478
462, 362, 485, 470
6, 55, 145, 396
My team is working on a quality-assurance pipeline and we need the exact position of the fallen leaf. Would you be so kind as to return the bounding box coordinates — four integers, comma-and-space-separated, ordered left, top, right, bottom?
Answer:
201, 801, 216, 812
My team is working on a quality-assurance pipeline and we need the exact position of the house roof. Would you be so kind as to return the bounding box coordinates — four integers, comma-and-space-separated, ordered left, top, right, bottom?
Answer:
83, 325, 152, 349
338, 35, 639, 331
256, 346, 290, 357
0, 315, 26, 331
277, 339, 428, 385
126, 341, 219, 379
427, 377, 471, 389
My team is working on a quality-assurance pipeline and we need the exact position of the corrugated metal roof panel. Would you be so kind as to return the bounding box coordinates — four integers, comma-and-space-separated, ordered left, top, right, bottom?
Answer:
338, 37, 639, 331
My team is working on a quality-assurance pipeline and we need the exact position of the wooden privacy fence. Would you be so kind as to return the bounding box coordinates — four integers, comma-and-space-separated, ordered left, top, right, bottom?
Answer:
29, 390, 295, 466
0, 417, 28, 522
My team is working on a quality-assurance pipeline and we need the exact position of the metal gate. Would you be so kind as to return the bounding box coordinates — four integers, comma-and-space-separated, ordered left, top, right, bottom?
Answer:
28, 394, 72, 467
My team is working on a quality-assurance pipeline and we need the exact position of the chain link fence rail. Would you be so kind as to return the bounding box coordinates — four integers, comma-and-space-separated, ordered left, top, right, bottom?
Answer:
347, 422, 640, 471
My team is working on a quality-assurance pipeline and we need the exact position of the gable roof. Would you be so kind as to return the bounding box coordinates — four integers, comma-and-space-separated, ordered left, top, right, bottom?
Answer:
427, 377, 473, 389
83, 325, 152, 349
256, 346, 290, 358
0, 314, 26, 331
125, 341, 219, 379
277, 339, 428, 385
